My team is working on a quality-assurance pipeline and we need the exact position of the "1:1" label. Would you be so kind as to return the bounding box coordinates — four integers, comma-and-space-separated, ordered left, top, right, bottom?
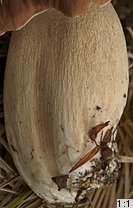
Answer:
117, 199, 133, 208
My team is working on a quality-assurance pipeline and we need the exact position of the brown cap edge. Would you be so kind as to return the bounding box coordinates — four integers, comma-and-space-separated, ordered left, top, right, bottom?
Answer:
0, 0, 111, 36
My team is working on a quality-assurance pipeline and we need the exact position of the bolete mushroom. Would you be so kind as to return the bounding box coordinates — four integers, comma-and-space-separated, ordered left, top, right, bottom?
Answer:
4, 2, 128, 206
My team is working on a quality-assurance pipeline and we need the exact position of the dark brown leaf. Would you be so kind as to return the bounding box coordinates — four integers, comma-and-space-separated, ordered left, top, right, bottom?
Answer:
51, 174, 68, 190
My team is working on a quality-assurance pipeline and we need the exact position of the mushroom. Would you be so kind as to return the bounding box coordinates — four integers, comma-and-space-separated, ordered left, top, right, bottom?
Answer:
4, 2, 128, 206
0, 0, 110, 35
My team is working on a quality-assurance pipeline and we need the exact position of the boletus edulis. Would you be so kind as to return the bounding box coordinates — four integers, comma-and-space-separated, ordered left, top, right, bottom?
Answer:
4, 2, 128, 206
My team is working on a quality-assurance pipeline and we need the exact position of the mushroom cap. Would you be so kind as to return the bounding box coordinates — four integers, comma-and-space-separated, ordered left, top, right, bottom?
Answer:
0, 0, 111, 35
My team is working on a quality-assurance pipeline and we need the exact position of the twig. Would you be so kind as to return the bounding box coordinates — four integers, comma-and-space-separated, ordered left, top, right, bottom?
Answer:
129, 63, 133, 70
0, 175, 19, 189
124, 163, 130, 198
0, 188, 20, 195
128, 52, 133, 59
108, 184, 116, 208
127, 27, 133, 39
119, 156, 133, 163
